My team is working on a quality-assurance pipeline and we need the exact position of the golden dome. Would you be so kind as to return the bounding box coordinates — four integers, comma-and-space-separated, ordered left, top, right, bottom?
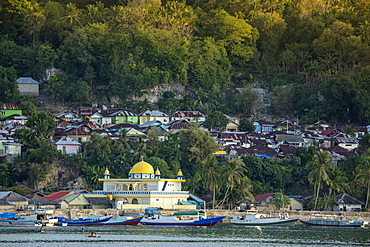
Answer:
104, 168, 110, 175
155, 169, 161, 175
130, 161, 154, 174
177, 170, 183, 176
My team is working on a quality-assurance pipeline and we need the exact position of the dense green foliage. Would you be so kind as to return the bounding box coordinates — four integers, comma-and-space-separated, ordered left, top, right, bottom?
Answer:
2, 0, 370, 208
0, 0, 369, 124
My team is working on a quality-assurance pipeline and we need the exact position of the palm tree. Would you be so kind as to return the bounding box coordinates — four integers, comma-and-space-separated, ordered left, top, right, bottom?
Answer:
356, 158, 370, 209
324, 166, 349, 210
238, 176, 254, 208
85, 1, 105, 23
62, 3, 81, 26
308, 151, 333, 210
25, 2, 45, 47
202, 157, 221, 209
218, 158, 248, 209
132, 136, 147, 163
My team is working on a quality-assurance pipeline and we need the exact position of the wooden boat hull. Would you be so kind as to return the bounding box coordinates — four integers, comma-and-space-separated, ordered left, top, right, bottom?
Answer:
299, 219, 365, 227
55, 216, 113, 226
0, 219, 37, 226
98, 216, 144, 225
232, 218, 298, 226
230, 213, 299, 226
140, 216, 225, 226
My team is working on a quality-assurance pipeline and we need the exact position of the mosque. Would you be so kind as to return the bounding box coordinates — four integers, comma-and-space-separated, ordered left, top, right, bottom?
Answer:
97, 160, 199, 210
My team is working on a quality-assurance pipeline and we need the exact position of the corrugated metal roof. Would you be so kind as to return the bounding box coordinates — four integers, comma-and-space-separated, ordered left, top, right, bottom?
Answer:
189, 194, 204, 203
0, 103, 22, 110
55, 136, 81, 145
110, 110, 137, 117
139, 110, 169, 117
17, 77, 39, 84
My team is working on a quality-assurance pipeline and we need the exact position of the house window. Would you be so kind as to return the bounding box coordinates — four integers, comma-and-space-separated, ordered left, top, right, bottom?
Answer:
1, 111, 5, 116
263, 126, 270, 131
156, 199, 159, 201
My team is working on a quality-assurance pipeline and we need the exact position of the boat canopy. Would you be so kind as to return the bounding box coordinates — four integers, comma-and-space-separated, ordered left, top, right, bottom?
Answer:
0, 213, 19, 219
173, 211, 205, 216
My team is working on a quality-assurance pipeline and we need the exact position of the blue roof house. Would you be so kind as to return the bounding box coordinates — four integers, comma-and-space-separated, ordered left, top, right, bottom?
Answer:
17, 77, 40, 96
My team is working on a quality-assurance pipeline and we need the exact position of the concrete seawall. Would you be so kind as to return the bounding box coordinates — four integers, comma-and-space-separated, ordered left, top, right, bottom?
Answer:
50, 209, 370, 223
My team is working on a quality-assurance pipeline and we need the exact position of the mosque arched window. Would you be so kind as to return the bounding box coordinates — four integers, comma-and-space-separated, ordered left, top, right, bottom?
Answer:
129, 184, 134, 191
132, 198, 138, 204
143, 183, 148, 191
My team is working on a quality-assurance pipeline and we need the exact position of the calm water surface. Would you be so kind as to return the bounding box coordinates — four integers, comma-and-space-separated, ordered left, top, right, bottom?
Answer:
0, 223, 369, 247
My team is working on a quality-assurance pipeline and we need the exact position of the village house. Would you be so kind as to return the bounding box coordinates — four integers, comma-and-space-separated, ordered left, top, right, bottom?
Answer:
332, 133, 359, 150
171, 111, 206, 122
110, 110, 139, 124
138, 110, 170, 125
274, 133, 306, 147
56, 193, 113, 210
89, 112, 113, 125
0, 114, 27, 126
225, 116, 239, 132
0, 103, 22, 118
0, 191, 29, 210
332, 193, 364, 212
56, 112, 82, 122
55, 136, 81, 155
17, 77, 40, 96
254, 120, 274, 133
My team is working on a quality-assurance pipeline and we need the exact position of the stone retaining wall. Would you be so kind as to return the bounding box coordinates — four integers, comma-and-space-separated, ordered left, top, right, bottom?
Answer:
49, 209, 370, 223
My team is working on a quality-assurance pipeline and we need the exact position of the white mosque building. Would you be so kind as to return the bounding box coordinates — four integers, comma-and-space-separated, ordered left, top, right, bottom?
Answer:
96, 160, 199, 210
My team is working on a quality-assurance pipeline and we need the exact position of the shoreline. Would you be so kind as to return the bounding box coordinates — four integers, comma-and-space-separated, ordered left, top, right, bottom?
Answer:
24, 208, 370, 222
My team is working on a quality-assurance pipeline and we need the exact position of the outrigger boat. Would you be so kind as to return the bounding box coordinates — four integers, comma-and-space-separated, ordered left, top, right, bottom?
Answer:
299, 214, 369, 227
230, 212, 299, 226
99, 216, 144, 225
140, 210, 225, 226
0, 212, 58, 227
52, 215, 113, 226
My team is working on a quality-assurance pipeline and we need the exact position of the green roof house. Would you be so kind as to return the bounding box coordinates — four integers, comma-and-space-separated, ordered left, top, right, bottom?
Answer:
0, 103, 22, 118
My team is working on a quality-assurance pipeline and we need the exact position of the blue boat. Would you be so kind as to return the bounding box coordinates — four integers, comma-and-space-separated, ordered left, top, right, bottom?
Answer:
53, 215, 113, 226
299, 214, 368, 227
140, 211, 225, 226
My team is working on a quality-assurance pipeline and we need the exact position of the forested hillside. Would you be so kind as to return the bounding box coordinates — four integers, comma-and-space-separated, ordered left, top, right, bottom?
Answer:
1, 0, 369, 124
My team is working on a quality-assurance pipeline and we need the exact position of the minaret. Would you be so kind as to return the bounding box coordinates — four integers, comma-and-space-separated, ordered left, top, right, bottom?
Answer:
104, 167, 110, 179
177, 170, 183, 180
155, 168, 161, 179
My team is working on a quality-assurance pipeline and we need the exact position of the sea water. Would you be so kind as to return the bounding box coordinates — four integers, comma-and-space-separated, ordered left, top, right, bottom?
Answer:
0, 223, 369, 247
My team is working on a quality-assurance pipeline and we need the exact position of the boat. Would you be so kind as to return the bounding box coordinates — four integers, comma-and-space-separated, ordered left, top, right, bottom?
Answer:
0, 212, 58, 227
299, 214, 369, 227
52, 215, 113, 226
230, 213, 300, 226
101, 216, 144, 225
140, 211, 225, 226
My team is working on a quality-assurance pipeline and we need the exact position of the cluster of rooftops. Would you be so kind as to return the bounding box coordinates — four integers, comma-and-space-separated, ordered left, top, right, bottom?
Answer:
1, 103, 370, 165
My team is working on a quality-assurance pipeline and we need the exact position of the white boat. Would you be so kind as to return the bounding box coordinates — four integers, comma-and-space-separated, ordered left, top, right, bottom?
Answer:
0, 212, 58, 227
230, 213, 299, 226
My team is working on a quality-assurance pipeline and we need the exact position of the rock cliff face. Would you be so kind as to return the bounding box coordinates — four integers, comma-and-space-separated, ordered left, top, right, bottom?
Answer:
29, 160, 85, 191
129, 83, 189, 103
